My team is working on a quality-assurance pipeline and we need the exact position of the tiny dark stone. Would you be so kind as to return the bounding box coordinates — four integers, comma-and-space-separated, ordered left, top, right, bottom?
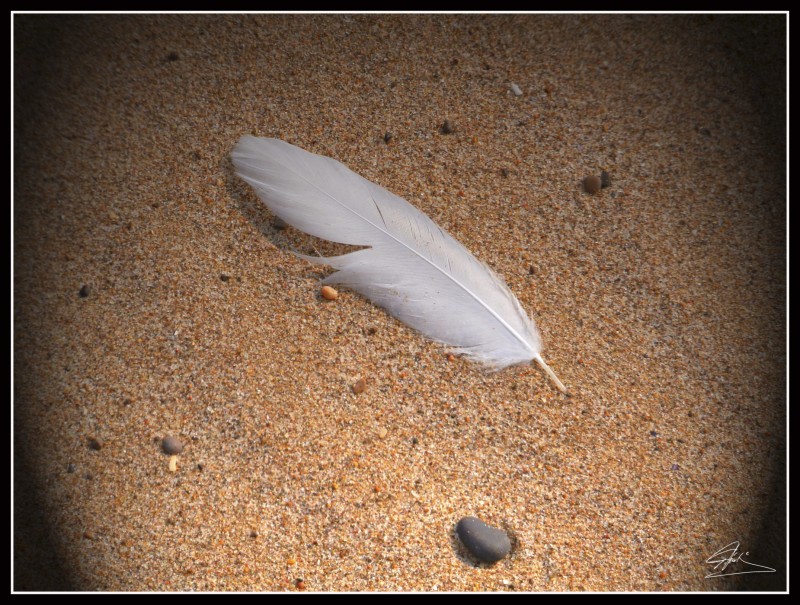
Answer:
583, 175, 602, 194
87, 437, 102, 451
440, 120, 454, 135
162, 435, 184, 455
272, 217, 288, 230
383, 132, 393, 144
250, 530, 258, 538
411, 437, 418, 445
197, 463, 204, 471
650, 430, 658, 437
600, 170, 611, 189
697, 126, 711, 136
67, 463, 76, 473
167, 51, 179, 62
671, 463, 680, 471
79, 284, 90, 298
84, 473, 93, 480
500, 168, 509, 178
456, 516, 511, 563
220, 274, 230, 282
352, 378, 367, 394
528, 265, 535, 275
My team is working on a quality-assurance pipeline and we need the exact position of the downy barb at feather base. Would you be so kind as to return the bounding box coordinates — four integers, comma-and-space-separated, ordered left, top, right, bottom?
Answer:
232, 136, 566, 393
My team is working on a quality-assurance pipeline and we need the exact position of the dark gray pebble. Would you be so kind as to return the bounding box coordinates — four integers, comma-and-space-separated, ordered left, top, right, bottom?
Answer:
79, 284, 90, 298
440, 120, 454, 135
456, 516, 511, 563
162, 435, 184, 455
600, 170, 611, 189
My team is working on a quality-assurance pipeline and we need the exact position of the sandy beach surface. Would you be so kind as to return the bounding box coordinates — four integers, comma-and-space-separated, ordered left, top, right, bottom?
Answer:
14, 14, 786, 592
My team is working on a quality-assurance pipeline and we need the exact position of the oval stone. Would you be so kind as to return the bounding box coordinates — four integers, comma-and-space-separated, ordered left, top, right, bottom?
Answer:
161, 435, 184, 455
456, 516, 511, 563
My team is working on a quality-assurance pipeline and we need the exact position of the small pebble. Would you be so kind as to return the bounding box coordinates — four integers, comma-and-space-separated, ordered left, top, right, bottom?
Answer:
600, 170, 611, 189
510, 83, 522, 96
321, 285, 338, 300
162, 435, 184, 455
220, 274, 230, 282
272, 217, 288, 230
352, 377, 366, 394
383, 132, 393, 144
583, 175, 601, 194
440, 120, 454, 135
166, 51, 179, 62
67, 463, 76, 473
168, 455, 178, 472
87, 437, 102, 451
456, 516, 512, 563
377, 427, 388, 439
79, 284, 90, 298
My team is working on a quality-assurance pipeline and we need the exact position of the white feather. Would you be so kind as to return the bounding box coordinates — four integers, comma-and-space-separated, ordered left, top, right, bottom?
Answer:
232, 136, 566, 392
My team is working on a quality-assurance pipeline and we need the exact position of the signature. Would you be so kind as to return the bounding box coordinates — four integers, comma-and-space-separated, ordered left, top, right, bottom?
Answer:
705, 541, 776, 578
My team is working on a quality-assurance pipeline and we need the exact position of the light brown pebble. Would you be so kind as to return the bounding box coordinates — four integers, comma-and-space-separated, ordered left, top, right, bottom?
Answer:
583, 175, 602, 194
378, 427, 388, 439
321, 285, 338, 300
168, 455, 178, 472
162, 435, 184, 455
352, 377, 367, 394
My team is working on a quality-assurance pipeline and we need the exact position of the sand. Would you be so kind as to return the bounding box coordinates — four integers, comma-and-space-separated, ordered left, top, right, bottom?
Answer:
13, 14, 786, 592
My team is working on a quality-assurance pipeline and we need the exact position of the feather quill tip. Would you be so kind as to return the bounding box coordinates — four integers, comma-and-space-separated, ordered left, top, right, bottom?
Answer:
534, 355, 567, 394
